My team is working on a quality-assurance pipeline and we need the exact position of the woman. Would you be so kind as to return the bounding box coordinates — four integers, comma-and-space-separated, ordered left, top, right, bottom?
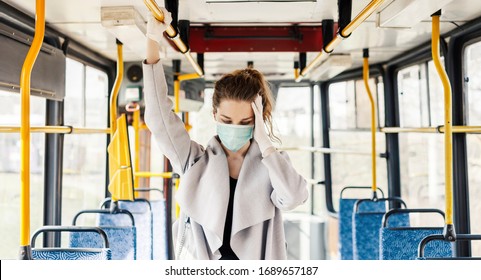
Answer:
143, 9, 308, 260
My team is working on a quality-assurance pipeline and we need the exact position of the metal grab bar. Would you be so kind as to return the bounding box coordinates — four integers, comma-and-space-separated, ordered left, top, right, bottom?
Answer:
127, 105, 142, 189
363, 49, 377, 194
297, 0, 385, 82
0, 126, 110, 134
432, 12, 454, 235
381, 126, 481, 134
31, 226, 110, 249
19, 0, 45, 260
279, 146, 383, 157
143, 0, 204, 77
110, 40, 123, 135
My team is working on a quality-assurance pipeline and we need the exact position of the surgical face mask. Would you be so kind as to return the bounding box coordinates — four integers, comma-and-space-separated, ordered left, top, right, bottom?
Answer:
216, 122, 254, 152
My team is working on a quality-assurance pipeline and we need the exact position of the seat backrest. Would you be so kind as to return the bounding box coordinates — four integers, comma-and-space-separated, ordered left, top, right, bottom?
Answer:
118, 200, 153, 260
338, 186, 385, 260
417, 233, 480, 259
150, 199, 169, 260
70, 227, 136, 260
32, 248, 112, 260
339, 198, 384, 260
352, 199, 409, 260
72, 209, 137, 260
380, 227, 452, 260
380, 208, 451, 260
31, 226, 111, 260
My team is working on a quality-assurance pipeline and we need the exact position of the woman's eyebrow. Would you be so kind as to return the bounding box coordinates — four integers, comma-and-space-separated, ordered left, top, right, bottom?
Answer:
241, 116, 254, 121
220, 114, 232, 120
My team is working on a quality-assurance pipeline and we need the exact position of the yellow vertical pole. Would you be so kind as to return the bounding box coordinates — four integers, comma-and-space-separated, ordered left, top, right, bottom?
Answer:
363, 49, 377, 194
432, 13, 454, 227
175, 178, 180, 218
20, 0, 45, 252
133, 108, 141, 191
174, 80, 180, 113
110, 40, 123, 135
19, 0, 45, 259
184, 112, 192, 132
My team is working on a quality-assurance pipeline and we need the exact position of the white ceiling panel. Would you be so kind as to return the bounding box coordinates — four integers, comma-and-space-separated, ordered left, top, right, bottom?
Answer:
2, 0, 481, 81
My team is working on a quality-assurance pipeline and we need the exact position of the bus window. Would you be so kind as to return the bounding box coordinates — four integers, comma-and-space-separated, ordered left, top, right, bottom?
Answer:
397, 62, 445, 220
328, 80, 388, 209
465, 40, 481, 255
376, 77, 385, 128
273, 86, 312, 213
0, 91, 45, 259
312, 85, 324, 217
398, 64, 430, 127
62, 58, 108, 229
329, 81, 356, 130
428, 60, 445, 126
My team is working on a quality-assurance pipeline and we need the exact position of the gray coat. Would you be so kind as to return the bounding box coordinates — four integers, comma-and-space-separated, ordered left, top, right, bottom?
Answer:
143, 61, 309, 260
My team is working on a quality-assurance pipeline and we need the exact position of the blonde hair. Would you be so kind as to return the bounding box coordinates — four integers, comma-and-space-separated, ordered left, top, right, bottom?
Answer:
213, 68, 280, 143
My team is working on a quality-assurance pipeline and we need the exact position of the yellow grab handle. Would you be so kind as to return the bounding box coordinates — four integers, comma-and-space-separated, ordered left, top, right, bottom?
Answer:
20, 0, 45, 248
143, 0, 204, 76
110, 41, 123, 135
432, 14, 454, 225
298, 0, 385, 81
363, 49, 377, 193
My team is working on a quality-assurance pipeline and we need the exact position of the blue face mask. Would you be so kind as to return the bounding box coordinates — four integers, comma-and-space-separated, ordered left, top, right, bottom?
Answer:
216, 122, 254, 152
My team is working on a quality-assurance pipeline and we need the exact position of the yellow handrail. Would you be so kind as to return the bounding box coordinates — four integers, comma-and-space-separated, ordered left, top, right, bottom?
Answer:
363, 49, 377, 193
0, 126, 110, 134
184, 112, 192, 132
110, 41, 123, 135
174, 79, 180, 113
134, 172, 174, 178
143, 0, 204, 77
19, 0, 45, 253
133, 108, 141, 189
432, 14, 454, 226
178, 73, 201, 81
175, 178, 180, 218
279, 146, 376, 156
381, 126, 481, 134
297, 0, 385, 81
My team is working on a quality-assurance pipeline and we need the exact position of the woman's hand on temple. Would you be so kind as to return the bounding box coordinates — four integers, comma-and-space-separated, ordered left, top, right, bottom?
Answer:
252, 95, 275, 157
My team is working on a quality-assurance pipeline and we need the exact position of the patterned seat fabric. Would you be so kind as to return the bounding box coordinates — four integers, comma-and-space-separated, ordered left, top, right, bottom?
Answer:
70, 227, 136, 260
352, 202, 409, 260
339, 199, 384, 260
118, 200, 153, 260
380, 228, 453, 260
32, 248, 111, 260
151, 199, 169, 260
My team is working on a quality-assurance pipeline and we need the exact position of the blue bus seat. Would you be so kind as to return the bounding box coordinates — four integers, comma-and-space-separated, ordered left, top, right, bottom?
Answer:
69, 227, 136, 260
150, 199, 169, 260
380, 208, 451, 260
352, 198, 409, 260
117, 200, 153, 260
31, 226, 111, 260
339, 198, 384, 259
72, 209, 137, 260
416, 233, 479, 260
338, 186, 386, 260
130, 187, 169, 260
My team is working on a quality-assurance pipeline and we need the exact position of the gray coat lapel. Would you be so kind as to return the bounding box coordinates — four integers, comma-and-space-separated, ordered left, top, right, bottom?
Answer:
175, 137, 229, 253
231, 140, 275, 237
175, 137, 275, 255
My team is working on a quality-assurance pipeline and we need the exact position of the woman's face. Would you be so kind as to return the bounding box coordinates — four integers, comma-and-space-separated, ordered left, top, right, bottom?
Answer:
214, 99, 254, 125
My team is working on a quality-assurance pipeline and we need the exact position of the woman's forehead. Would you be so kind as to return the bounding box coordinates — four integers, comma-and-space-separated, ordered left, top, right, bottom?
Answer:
217, 99, 254, 118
